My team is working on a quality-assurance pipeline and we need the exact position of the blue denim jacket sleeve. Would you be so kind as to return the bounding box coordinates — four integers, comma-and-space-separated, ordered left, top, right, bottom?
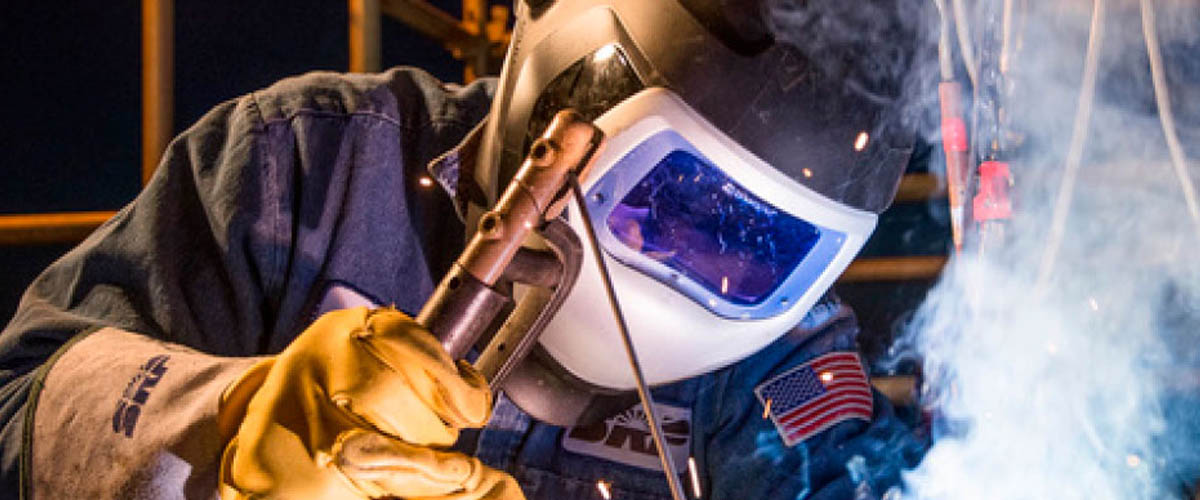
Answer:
693, 300, 926, 500
0, 67, 494, 496
0, 93, 274, 497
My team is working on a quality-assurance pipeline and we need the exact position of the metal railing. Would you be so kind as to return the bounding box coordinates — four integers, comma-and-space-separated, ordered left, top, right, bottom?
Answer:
0, 208, 948, 282
0, 211, 118, 246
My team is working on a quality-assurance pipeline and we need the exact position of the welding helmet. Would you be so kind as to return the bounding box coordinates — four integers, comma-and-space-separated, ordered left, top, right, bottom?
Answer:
473, 0, 916, 423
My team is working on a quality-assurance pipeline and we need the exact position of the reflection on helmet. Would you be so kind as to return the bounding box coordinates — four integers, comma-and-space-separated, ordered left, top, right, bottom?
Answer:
523, 44, 644, 164
607, 149, 822, 306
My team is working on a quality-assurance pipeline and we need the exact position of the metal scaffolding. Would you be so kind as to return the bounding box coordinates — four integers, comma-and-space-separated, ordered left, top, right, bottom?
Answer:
142, 0, 173, 185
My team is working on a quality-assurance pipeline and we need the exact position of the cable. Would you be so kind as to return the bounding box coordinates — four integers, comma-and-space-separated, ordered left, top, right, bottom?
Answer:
568, 173, 688, 500
1035, 0, 1107, 289
952, 0, 980, 88
933, 0, 955, 79
1000, 0, 1015, 73
1141, 0, 1200, 235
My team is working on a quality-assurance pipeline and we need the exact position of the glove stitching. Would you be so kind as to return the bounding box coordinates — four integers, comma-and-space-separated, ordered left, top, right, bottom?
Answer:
315, 382, 396, 443
312, 385, 402, 499
351, 326, 466, 429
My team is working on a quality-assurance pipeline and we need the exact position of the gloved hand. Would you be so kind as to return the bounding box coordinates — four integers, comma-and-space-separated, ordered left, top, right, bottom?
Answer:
217, 306, 524, 500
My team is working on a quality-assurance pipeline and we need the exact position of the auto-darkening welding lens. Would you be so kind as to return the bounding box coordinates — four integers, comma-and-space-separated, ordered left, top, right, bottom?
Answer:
606, 150, 821, 305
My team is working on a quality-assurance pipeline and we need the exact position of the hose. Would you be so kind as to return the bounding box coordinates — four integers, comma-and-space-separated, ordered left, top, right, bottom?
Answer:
952, 0, 980, 87
1036, 0, 1106, 289
933, 0, 955, 80
1140, 0, 1200, 236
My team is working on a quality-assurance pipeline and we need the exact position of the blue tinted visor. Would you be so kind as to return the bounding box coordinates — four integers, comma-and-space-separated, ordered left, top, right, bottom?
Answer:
587, 131, 846, 319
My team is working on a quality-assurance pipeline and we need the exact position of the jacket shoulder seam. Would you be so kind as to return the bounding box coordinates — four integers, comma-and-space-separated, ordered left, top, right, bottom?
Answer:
258, 108, 405, 130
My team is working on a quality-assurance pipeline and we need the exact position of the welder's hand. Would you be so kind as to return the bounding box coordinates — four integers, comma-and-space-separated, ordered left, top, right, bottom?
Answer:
217, 306, 524, 500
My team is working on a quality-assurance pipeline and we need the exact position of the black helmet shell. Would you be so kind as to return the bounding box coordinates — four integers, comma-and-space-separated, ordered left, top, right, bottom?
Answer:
477, 0, 917, 214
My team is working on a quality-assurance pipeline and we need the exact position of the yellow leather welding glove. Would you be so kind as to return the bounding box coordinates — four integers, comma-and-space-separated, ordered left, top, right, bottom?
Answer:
217, 306, 524, 500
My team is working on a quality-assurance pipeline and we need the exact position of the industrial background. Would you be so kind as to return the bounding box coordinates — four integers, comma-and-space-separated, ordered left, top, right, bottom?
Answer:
0, 0, 951, 367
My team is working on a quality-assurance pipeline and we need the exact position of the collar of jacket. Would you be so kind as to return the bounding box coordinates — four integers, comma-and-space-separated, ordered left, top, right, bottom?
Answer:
426, 119, 489, 222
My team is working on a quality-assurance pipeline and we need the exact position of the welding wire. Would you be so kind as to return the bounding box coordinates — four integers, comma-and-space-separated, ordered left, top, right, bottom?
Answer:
568, 173, 688, 500
1141, 0, 1200, 236
1036, 0, 1106, 290
951, 0, 979, 87
933, 0, 954, 79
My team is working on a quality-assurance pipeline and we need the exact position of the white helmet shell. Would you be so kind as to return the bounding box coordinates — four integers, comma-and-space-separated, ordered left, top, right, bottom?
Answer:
538, 88, 876, 389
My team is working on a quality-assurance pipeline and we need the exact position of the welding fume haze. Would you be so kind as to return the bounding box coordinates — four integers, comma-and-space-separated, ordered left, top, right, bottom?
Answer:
873, 0, 1200, 498
770, 0, 1200, 497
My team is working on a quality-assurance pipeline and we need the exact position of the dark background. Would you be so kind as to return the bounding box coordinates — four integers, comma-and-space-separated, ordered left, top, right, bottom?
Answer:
0, 0, 466, 323
0, 1, 948, 365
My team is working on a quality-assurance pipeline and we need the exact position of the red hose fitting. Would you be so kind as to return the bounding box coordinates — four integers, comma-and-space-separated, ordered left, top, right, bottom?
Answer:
939, 81, 970, 251
973, 161, 1012, 221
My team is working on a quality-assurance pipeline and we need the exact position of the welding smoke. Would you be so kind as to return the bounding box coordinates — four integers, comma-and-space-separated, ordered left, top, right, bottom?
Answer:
763, 0, 941, 134
889, 0, 1200, 498
762, 0, 1200, 497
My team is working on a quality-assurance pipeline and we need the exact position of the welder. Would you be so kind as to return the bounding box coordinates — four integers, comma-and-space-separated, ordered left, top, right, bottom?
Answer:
0, 0, 927, 498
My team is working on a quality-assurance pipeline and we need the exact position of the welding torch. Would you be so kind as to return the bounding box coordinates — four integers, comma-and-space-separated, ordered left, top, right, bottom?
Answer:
416, 110, 602, 387
414, 111, 692, 500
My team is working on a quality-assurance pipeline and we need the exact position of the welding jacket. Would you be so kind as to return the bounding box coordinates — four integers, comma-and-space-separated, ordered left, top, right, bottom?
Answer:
0, 68, 924, 500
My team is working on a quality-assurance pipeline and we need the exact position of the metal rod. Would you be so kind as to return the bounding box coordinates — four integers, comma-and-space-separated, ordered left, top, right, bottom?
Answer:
894, 173, 945, 203
0, 211, 946, 283
568, 173, 688, 500
461, 0, 488, 82
141, 0, 174, 184
379, 0, 482, 54
0, 211, 117, 246
349, 0, 382, 73
838, 256, 948, 283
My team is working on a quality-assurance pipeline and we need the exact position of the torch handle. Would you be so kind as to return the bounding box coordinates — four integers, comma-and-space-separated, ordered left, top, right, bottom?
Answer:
416, 110, 603, 358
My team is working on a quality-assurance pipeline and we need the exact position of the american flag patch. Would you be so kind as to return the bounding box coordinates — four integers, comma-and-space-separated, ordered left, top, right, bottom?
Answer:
754, 352, 874, 446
